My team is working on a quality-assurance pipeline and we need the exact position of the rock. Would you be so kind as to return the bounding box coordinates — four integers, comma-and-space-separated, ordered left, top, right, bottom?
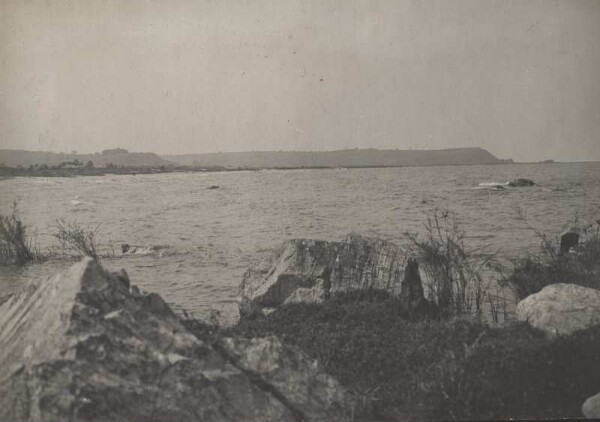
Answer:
399, 258, 433, 316
516, 283, 600, 337
218, 336, 353, 421
508, 178, 536, 187
208, 185, 220, 189
560, 230, 580, 254
238, 233, 407, 315
583, 392, 600, 418
0, 258, 351, 421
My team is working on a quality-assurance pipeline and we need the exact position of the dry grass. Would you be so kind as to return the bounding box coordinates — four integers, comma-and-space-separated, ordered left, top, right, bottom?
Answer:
0, 201, 38, 265
54, 219, 100, 260
404, 208, 496, 317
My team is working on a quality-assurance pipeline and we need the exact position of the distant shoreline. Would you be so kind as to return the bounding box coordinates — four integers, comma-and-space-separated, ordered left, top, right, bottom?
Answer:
1, 160, 596, 179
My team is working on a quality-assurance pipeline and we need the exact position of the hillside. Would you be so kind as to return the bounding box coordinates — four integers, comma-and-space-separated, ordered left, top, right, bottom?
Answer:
0, 149, 171, 168
164, 147, 504, 168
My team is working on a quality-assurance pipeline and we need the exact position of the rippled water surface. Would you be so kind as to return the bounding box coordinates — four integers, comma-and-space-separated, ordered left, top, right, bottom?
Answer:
1, 163, 599, 322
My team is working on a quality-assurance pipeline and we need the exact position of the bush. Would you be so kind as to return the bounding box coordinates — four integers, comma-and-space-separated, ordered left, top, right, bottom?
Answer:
54, 219, 100, 260
189, 291, 600, 421
405, 208, 494, 316
0, 201, 37, 265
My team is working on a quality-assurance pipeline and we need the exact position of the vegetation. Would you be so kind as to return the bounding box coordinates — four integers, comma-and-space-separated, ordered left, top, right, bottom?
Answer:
404, 208, 495, 316
502, 212, 600, 300
184, 290, 600, 421
0, 201, 38, 265
54, 219, 100, 260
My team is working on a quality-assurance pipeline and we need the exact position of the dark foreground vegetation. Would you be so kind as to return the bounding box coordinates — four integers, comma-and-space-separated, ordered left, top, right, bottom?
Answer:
184, 290, 600, 421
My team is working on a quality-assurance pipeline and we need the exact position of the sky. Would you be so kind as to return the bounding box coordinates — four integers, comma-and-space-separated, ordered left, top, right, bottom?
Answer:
0, 0, 599, 162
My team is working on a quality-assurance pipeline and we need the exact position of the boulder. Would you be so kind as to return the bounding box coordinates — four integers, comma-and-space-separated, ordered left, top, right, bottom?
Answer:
516, 283, 600, 337
238, 234, 407, 315
0, 258, 351, 421
583, 392, 600, 418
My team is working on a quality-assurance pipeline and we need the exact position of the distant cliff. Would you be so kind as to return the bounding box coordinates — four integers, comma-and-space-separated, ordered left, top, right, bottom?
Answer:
164, 147, 504, 168
0, 149, 171, 168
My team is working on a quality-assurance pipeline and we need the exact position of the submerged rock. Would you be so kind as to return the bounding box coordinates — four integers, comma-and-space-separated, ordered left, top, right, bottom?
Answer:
238, 234, 408, 315
0, 258, 351, 421
516, 283, 600, 337
508, 178, 536, 187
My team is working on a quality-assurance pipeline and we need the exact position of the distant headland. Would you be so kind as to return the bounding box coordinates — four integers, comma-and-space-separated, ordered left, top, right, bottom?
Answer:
164, 147, 511, 168
0, 147, 513, 177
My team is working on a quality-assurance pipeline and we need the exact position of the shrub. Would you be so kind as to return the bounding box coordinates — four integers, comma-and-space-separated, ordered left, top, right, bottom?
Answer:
0, 201, 37, 265
54, 219, 100, 260
404, 208, 494, 316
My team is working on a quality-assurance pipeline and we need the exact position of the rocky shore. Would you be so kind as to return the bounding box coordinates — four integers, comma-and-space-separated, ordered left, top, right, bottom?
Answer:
1, 233, 599, 421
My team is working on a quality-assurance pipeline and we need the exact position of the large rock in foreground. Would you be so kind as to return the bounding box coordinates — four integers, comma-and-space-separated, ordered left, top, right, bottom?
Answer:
516, 283, 600, 337
238, 234, 407, 315
0, 258, 351, 421
583, 392, 600, 418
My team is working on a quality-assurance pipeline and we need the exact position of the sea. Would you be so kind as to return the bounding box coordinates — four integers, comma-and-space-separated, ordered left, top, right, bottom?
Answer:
1, 162, 599, 324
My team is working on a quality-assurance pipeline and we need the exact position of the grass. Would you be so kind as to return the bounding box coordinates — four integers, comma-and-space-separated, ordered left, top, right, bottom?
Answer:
184, 290, 600, 421
0, 201, 38, 265
54, 219, 100, 260
404, 208, 495, 317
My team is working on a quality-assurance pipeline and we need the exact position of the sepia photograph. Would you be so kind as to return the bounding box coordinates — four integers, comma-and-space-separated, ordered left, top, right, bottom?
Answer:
0, 0, 599, 420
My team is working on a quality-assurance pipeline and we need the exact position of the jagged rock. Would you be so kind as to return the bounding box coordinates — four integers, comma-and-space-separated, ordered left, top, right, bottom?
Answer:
218, 336, 353, 421
238, 234, 407, 315
0, 258, 351, 422
516, 283, 600, 337
583, 392, 600, 418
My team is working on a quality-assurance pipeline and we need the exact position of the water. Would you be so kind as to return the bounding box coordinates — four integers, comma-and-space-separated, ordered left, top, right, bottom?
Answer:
1, 163, 599, 323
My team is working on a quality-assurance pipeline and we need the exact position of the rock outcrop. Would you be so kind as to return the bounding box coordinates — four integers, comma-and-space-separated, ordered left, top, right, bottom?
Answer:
516, 283, 600, 337
0, 258, 351, 422
238, 234, 408, 315
583, 392, 600, 418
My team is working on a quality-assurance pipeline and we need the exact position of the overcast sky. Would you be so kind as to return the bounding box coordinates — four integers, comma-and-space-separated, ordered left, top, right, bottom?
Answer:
1, 0, 599, 161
